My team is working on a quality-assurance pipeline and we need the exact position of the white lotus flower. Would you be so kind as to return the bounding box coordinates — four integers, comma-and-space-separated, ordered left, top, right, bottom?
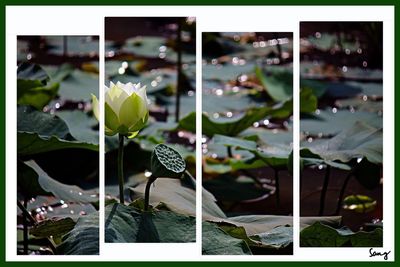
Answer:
92, 81, 149, 138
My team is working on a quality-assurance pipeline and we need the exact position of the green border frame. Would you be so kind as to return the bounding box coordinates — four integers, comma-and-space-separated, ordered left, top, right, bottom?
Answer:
2, 0, 397, 264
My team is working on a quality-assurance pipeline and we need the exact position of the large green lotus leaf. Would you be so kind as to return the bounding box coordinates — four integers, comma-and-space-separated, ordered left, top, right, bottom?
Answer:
254, 225, 293, 250
202, 63, 255, 81
130, 178, 226, 219
17, 106, 98, 156
57, 211, 99, 255
300, 109, 382, 136
57, 69, 98, 101
56, 110, 99, 145
222, 131, 292, 169
202, 221, 252, 255
105, 203, 195, 243
221, 215, 341, 236
17, 63, 59, 110
301, 121, 382, 164
240, 128, 292, 147
21, 160, 97, 204
255, 67, 293, 102
45, 36, 99, 57
205, 142, 253, 160
253, 144, 292, 169
200, 106, 290, 137
131, 173, 340, 238
300, 221, 382, 247
18, 160, 49, 197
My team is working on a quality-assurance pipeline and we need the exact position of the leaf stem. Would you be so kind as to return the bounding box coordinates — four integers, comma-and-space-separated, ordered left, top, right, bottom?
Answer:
227, 146, 233, 158
175, 17, 183, 122
318, 165, 331, 216
144, 175, 157, 211
118, 134, 125, 204
335, 172, 353, 215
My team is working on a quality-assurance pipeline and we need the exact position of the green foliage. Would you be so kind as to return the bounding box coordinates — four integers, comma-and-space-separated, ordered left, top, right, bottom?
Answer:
17, 63, 59, 109
17, 106, 98, 156
300, 222, 382, 247
105, 203, 195, 243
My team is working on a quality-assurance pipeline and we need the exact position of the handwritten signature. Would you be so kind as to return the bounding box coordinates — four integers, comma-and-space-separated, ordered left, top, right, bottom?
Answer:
369, 248, 391, 260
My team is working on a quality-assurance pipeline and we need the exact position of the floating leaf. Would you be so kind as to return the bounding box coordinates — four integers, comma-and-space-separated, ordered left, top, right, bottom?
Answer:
300, 221, 382, 247
300, 109, 382, 136
255, 225, 293, 249
17, 106, 98, 156
57, 69, 98, 101
105, 203, 195, 243
30, 217, 76, 239
130, 178, 226, 219
57, 211, 99, 255
301, 121, 382, 164
201, 107, 288, 137
56, 110, 99, 145
213, 134, 257, 151
202, 221, 252, 255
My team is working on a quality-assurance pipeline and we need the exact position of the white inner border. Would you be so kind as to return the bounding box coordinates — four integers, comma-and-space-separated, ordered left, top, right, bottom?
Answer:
5, 5, 394, 262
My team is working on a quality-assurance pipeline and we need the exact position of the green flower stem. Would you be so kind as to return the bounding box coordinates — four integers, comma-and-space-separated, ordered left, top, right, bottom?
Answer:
118, 133, 125, 204
144, 175, 157, 211
335, 172, 353, 215
175, 17, 183, 122
318, 165, 331, 216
